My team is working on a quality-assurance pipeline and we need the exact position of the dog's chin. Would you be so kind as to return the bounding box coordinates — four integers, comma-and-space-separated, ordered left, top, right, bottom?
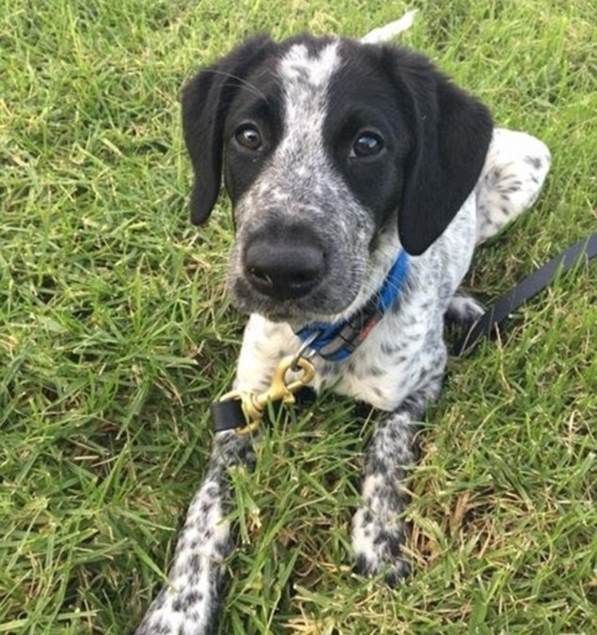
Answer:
229, 284, 359, 326
231, 298, 346, 325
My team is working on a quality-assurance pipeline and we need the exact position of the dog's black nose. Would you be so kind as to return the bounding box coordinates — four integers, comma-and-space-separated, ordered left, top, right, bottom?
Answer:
244, 239, 325, 300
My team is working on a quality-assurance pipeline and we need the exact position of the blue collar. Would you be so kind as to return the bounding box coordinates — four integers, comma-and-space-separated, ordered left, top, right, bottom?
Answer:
295, 250, 410, 362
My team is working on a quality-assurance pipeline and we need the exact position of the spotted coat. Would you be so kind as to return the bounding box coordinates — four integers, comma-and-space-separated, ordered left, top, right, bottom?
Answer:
135, 26, 550, 635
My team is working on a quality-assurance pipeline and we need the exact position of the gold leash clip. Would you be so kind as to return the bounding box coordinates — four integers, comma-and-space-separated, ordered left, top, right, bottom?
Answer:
221, 355, 316, 435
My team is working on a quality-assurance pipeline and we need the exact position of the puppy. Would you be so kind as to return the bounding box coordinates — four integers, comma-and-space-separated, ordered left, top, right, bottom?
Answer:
136, 25, 550, 635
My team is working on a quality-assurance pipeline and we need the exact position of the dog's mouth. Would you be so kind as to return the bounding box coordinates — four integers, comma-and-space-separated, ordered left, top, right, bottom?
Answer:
228, 273, 362, 324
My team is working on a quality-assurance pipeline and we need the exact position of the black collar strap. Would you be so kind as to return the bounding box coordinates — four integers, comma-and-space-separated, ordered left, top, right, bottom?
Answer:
454, 233, 597, 356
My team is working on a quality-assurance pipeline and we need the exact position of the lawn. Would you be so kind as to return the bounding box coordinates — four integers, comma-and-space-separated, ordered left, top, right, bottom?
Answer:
1, 0, 596, 634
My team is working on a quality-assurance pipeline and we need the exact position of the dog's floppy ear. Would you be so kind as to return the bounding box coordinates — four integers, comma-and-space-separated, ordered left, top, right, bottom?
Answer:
181, 36, 275, 224
386, 49, 493, 255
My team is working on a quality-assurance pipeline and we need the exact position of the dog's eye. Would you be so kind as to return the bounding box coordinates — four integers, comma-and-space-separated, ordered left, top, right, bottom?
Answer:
235, 124, 263, 151
351, 132, 385, 158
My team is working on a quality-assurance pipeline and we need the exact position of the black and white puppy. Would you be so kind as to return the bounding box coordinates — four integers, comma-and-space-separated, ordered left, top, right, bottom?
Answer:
136, 26, 550, 635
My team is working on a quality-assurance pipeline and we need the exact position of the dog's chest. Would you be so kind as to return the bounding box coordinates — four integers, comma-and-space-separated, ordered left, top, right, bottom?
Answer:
313, 308, 438, 410
236, 305, 438, 413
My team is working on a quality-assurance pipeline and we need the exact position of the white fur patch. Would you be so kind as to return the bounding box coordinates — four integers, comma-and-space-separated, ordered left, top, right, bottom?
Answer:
277, 41, 341, 162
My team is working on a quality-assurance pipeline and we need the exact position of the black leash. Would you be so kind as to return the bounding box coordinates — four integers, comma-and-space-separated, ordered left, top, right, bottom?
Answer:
453, 233, 597, 356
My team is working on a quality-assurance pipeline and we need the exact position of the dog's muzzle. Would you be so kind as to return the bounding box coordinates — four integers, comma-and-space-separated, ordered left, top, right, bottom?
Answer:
243, 232, 326, 301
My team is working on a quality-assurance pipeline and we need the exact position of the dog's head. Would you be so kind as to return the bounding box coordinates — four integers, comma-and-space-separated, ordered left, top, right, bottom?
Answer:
182, 35, 492, 322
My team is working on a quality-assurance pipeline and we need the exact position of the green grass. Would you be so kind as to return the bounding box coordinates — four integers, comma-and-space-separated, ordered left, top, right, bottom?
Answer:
1, 0, 596, 633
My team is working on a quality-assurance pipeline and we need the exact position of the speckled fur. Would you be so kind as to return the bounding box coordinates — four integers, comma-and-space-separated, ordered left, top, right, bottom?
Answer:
135, 432, 254, 635
136, 32, 550, 635
475, 129, 552, 242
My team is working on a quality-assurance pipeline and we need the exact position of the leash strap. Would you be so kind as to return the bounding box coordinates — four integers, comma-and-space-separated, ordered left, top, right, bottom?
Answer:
211, 398, 247, 433
211, 387, 316, 433
211, 356, 317, 434
453, 233, 597, 356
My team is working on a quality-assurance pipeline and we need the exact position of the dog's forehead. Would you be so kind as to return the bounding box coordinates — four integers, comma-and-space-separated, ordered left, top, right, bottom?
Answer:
231, 37, 387, 123
277, 39, 342, 88
270, 39, 343, 137
267, 38, 394, 123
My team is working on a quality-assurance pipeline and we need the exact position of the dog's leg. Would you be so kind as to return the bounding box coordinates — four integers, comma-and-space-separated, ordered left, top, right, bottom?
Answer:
135, 432, 255, 635
475, 128, 551, 244
352, 375, 443, 585
445, 292, 485, 330
136, 318, 283, 634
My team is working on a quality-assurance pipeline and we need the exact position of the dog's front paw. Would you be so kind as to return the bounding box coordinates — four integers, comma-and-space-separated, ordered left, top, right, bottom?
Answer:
445, 293, 485, 329
351, 503, 411, 587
